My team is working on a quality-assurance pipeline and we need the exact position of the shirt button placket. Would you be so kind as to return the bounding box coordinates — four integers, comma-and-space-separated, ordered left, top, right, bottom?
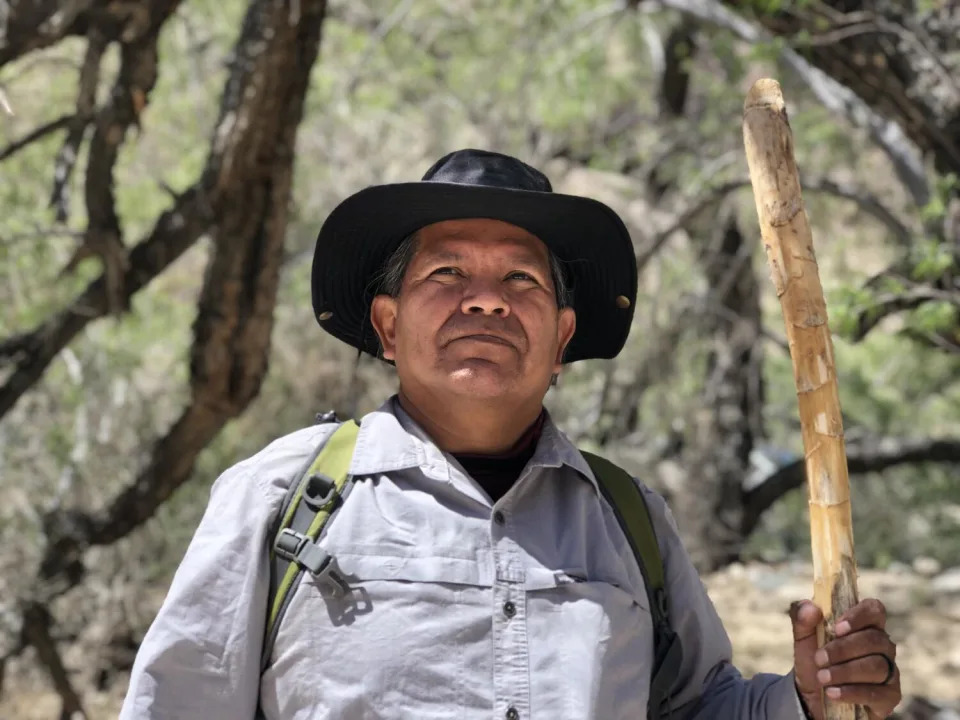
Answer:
491, 506, 529, 720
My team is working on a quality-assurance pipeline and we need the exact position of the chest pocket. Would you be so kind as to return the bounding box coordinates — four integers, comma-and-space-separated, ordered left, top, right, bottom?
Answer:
265, 542, 494, 720
522, 568, 655, 720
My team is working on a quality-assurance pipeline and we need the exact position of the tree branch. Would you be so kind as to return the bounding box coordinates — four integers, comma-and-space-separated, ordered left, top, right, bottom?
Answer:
637, 176, 912, 272
0, 114, 75, 163
0, 0, 278, 421
37, 0, 330, 582
50, 30, 107, 222
901, 327, 960, 355
0, 187, 212, 421
0, 330, 38, 362
0, 0, 183, 69
727, 1, 960, 182
811, 178, 912, 246
0, 0, 93, 68
851, 283, 960, 341
20, 602, 87, 720
647, 0, 931, 206
636, 179, 746, 272
742, 436, 960, 536
61, 3, 181, 316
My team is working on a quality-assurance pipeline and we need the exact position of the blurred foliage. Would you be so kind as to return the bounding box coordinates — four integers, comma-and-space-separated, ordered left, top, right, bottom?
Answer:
0, 0, 958, 621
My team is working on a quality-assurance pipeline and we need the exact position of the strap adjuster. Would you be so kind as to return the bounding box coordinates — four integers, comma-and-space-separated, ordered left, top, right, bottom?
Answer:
302, 473, 339, 511
274, 529, 350, 596
274, 527, 307, 560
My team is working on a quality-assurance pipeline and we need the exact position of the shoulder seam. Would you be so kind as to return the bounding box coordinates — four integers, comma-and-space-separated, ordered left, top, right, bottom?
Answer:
248, 423, 341, 502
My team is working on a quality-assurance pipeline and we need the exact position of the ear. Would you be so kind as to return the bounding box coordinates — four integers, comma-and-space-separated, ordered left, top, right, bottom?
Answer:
553, 306, 576, 371
370, 294, 399, 361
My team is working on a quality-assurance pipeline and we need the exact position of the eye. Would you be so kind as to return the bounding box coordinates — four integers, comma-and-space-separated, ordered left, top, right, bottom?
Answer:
429, 266, 461, 277
506, 271, 538, 283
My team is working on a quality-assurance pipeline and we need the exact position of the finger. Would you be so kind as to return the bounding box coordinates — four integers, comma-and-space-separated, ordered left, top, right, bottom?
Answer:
835, 598, 887, 636
823, 670, 900, 715
791, 600, 824, 695
817, 629, 896, 667
791, 599, 824, 640
816, 654, 892, 687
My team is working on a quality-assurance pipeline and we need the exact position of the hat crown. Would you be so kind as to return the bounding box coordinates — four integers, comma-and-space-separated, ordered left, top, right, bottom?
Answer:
422, 149, 553, 193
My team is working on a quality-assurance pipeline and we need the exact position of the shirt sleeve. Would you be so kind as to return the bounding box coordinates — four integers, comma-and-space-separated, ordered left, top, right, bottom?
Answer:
119, 425, 334, 720
638, 485, 808, 720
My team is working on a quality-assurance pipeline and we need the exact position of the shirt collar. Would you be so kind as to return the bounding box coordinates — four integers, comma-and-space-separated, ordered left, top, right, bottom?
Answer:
524, 411, 599, 493
348, 394, 600, 494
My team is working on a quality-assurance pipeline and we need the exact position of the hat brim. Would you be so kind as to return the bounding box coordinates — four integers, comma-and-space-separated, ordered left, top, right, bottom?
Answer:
311, 182, 638, 363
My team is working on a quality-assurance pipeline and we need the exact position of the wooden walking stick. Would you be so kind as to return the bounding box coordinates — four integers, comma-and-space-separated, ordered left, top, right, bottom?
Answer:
742, 78, 864, 720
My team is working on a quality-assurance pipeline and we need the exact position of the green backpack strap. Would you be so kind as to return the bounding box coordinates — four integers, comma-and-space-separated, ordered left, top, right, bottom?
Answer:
260, 420, 361, 674
581, 451, 684, 720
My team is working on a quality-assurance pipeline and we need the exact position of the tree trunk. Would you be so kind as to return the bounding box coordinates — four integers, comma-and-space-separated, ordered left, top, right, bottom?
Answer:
672, 214, 765, 571
38, 0, 329, 582
0, 0, 332, 703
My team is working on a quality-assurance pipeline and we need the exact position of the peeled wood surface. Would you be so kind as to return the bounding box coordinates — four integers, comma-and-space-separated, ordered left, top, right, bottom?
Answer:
742, 78, 863, 720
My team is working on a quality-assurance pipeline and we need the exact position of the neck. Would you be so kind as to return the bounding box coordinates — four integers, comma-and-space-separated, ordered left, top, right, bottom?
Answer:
397, 387, 544, 455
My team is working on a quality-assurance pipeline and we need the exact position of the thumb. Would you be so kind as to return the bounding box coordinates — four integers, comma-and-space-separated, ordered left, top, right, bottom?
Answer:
791, 600, 824, 716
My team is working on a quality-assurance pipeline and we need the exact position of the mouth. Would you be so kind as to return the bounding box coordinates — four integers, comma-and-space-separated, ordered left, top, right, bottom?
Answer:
452, 333, 515, 348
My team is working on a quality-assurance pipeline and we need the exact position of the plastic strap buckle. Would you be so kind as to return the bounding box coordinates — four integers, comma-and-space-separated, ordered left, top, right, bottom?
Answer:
274, 529, 350, 597
274, 528, 307, 561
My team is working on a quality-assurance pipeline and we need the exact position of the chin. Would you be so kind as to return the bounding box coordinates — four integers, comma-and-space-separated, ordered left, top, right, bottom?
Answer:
445, 366, 518, 399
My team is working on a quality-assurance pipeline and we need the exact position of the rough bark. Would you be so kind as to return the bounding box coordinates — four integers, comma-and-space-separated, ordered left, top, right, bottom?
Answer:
50, 30, 106, 223
0, 0, 183, 415
0, 0, 330, 706
39, 0, 329, 581
0, 0, 178, 68
745, 79, 863, 720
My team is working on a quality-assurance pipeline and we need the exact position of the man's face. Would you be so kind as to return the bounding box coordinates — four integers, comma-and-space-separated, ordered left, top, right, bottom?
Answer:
371, 218, 576, 402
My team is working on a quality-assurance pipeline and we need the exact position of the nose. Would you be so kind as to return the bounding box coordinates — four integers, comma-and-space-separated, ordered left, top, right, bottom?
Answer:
460, 278, 511, 317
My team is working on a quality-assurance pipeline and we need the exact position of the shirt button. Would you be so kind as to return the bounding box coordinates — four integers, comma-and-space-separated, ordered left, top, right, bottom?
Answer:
503, 601, 516, 618
506, 708, 519, 720
493, 510, 506, 525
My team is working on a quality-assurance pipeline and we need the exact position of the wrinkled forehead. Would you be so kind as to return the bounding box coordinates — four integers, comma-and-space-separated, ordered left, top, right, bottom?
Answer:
411, 219, 552, 268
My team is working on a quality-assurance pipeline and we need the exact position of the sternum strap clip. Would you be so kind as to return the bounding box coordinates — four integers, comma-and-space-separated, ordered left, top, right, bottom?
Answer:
274, 528, 349, 596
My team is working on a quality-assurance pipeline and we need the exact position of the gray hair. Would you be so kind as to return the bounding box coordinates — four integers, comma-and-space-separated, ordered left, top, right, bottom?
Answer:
377, 231, 572, 309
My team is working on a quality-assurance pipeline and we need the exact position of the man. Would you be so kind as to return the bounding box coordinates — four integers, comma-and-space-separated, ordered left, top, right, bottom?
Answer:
120, 149, 901, 719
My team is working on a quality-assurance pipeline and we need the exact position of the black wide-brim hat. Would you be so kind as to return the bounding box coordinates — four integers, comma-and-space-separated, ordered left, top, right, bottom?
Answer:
312, 149, 638, 363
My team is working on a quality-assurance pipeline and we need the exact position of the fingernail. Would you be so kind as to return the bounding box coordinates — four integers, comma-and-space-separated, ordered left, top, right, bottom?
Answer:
826, 687, 841, 699
815, 649, 828, 667
835, 620, 851, 636
817, 669, 831, 685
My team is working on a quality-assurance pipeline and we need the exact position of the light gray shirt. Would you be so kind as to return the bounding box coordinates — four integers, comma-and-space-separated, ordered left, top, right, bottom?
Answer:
120, 396, 805, 719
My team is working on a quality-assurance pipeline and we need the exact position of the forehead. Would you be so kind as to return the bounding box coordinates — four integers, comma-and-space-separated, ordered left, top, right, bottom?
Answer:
413, 219, 551, 266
